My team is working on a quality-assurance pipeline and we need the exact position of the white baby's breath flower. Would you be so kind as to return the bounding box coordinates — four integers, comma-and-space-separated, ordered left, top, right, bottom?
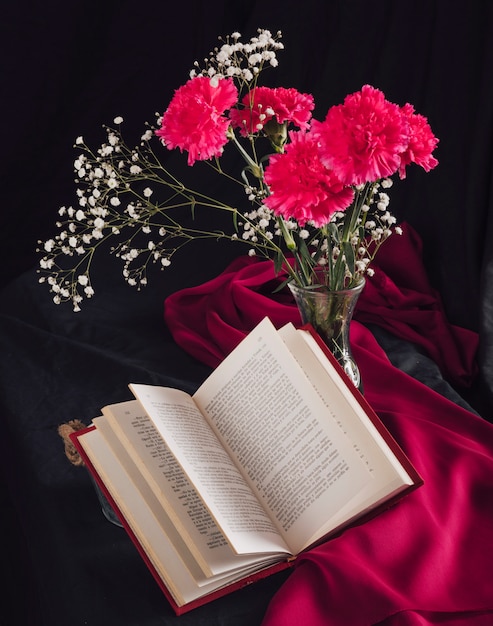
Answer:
141, 130, 153, 142
99, 145, 113, 157
371, 228, 384, 241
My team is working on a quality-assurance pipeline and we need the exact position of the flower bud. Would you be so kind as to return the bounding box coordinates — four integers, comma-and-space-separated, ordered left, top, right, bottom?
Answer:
263, 119, 288, 152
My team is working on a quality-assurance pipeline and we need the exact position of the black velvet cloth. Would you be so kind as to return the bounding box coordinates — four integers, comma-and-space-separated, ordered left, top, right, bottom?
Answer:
0, 260, 478, 626
1, 1, 493, 624
0, 257, 290, 626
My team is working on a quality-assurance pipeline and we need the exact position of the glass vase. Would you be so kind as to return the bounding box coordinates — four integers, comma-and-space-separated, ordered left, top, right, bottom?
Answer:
288, 279, 365, 392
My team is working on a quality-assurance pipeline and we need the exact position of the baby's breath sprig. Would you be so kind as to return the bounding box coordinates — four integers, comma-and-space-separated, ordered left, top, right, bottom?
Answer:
37, 115, 287, 311
190, 28, 284, 94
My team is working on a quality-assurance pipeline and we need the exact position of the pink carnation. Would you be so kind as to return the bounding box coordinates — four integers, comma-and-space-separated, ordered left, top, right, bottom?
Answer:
312, 85, 410, 186
272, 87, 314, 129
263, 131, 355, 227
156, 76, 238, 166
398, 103, 439, 178
229, 86, 314, 137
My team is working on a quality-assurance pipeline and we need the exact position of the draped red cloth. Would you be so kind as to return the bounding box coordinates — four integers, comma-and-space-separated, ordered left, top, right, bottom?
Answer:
164, 224, 493, 625
165, 224, 477, 388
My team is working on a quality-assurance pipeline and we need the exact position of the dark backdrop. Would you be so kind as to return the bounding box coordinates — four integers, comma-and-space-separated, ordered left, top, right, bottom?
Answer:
1, 3, 493, 622
2, 0, 493, 413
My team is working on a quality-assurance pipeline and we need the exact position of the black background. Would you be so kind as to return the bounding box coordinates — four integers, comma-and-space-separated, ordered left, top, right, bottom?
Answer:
2, 2, 493, 623
3, 0, 493, 334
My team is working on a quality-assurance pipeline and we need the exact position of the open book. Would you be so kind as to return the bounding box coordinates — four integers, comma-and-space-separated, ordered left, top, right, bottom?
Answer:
71, 317, 423, 614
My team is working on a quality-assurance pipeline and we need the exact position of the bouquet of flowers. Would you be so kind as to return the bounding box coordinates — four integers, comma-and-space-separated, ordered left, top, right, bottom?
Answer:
38, 28, 438, 311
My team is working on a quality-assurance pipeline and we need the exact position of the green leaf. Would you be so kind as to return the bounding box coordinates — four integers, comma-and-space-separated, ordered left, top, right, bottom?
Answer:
297, 235, 312, 262
274, 249, 284, 275
328, 222, 340, 242
272, 276, 292, 293
341, 240, 355, 274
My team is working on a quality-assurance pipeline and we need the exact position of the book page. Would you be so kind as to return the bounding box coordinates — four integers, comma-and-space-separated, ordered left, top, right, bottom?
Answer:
191, 317, 373, 554
129, 384, 291, 557
77, 427, 281, 609
97, 402, 275, 578
278, 323, 415, 532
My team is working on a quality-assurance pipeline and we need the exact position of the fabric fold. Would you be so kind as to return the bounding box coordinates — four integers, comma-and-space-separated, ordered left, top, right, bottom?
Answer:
260, 324, 493, 626
164, 223, 477, 388
163, 222, 493, 625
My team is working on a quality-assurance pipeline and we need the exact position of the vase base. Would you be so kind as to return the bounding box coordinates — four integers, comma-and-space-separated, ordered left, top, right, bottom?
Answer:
339, 357, 363, 394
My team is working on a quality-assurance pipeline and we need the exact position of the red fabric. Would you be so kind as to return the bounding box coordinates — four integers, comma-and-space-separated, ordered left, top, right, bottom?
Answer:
262, 324, 493, 626
164, 223, 493, 625
164, 223, 477, 388
355, 223, 478, 388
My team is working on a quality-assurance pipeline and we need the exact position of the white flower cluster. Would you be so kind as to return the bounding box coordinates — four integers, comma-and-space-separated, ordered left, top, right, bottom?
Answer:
237, 178, 399, 282
190, 28, 283, 87
37, 116, 281, 311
